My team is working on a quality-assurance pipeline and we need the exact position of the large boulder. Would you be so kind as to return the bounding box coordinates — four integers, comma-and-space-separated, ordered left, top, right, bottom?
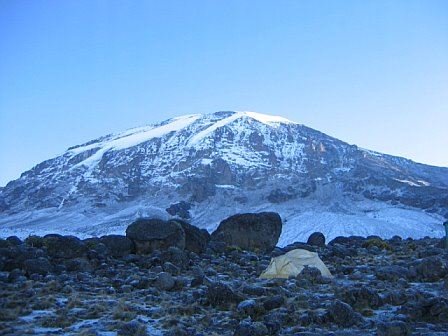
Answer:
22, 257, 53, 275
176, 220, 210, 254
126, 218, 185, 254
307, 232, 326, 247
44, 235, 87, 259
100, 235, 134, 257
211, 212, 282, 252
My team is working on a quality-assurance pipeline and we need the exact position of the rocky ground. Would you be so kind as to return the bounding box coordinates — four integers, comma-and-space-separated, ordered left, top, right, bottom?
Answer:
1, 222, 448, 335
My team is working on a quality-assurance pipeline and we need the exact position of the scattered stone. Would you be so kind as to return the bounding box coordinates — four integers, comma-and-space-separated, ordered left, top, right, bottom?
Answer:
234, 319, 269, 336
1, 227, 448, 336
206, 281, 239, 307
375, 266, 416, 282
237, 299, 260, 317
262, 295, 284, 311
338, 285, 382, 310
377, 321, 412, 336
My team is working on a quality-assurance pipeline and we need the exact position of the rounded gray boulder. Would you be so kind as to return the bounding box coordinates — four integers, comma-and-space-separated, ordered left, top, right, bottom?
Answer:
211, 212, 282, 252
126, 218, 185, 254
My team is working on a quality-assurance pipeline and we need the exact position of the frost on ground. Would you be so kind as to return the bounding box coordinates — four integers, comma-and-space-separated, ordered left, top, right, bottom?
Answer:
1, 231, 448, 335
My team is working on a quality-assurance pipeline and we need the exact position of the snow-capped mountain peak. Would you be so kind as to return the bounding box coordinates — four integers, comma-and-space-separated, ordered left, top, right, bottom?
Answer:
1, 111, 447, 244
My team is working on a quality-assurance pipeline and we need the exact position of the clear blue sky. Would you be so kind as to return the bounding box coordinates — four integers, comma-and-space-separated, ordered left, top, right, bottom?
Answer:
1, 0, 447, 186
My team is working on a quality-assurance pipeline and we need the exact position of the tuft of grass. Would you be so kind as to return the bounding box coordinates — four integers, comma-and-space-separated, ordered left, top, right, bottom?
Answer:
112, 299, 137, 321
24, 235, 45, 248
0, 307, 20, 321
362, 238, 390, 250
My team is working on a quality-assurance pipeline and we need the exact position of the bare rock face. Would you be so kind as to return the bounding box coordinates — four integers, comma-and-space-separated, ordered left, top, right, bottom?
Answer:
211, 212, 282, 252
126, 218, 186, 254
176, 220, 210, 254
100, 235, 134, 257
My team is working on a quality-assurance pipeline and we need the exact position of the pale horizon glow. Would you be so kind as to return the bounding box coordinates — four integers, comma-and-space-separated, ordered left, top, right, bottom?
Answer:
1, 1, 447, 187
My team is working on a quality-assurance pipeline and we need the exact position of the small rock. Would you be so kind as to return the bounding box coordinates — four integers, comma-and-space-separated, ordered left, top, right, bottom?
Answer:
234, 319, 268, 336
297, 266, 324, 285
339, 285, 382, 310
242, 285, 267, 296
375, 266, 416, 282
206, 281, 239, 307
377, 321, 412, 336
307, 232, 326, 247
237, 299, 261, 317
264, 310, 288, 334
262, 295, 284, 311
22, 257, 52, 275
163, 261, 180, 275
65, 258, 93, 273
327, 299, 361, 327
155, 272, 176, 291
414, 256, 448, 282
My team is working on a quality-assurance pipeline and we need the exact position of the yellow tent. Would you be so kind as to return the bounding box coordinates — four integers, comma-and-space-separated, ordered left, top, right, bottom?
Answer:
260, 249, 332, 279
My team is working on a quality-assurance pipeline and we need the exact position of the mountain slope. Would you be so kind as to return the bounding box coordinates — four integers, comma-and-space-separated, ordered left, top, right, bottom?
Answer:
1, 111, 447, 245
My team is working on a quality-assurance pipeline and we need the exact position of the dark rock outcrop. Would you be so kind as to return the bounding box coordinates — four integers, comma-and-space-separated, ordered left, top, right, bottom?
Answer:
100, 235, 134, 257
22, 257, 52, 276
211, 212, 282, 251
177, 220, 210, 254
44, 235, 87, 259
166, 201, 191, 219
126, 218, 186, 254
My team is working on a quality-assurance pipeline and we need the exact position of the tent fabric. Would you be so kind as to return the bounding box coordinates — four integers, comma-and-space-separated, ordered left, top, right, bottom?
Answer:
260, 249, 332, 279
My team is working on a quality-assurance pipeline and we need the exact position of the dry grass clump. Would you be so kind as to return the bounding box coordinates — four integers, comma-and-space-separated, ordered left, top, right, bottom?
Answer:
112, 299, 137, 321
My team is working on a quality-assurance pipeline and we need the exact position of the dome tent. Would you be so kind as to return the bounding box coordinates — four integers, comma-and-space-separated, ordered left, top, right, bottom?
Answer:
260, 249, 332, 279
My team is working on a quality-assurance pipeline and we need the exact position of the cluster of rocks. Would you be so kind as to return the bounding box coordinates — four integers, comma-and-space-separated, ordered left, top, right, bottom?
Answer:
1, 212, 448, 335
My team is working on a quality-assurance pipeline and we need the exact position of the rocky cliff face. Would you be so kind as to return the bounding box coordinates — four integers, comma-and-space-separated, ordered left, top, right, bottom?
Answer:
0, 111, 447, 243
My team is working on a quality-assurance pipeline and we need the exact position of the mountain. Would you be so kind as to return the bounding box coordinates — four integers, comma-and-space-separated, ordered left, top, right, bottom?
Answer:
1, 111, 447, 245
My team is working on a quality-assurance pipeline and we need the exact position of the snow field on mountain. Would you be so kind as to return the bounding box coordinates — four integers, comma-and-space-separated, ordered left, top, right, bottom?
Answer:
0, 189, 444, 246
69, 114, 200, 169
1, 111, 446, 246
